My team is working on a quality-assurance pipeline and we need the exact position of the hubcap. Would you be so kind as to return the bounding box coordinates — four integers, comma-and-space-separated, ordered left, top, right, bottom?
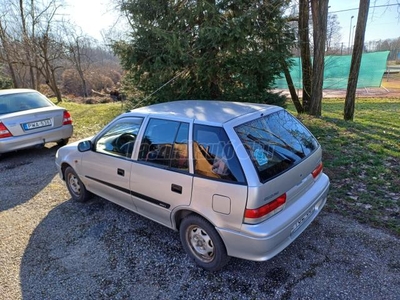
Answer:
68, 173, 81, 196
187, 225, 214, 262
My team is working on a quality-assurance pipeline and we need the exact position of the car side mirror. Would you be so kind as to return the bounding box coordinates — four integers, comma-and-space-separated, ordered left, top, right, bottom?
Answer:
78, 140, 92, 152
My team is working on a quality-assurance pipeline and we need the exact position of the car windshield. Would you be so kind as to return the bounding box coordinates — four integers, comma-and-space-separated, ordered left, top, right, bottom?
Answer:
0, 92, 52, 115
235, 109, 318, 183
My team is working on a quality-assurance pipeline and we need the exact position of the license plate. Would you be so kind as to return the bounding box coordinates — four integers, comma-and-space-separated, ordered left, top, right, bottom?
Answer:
291, 207, 314, 234
23, 119, 52, 130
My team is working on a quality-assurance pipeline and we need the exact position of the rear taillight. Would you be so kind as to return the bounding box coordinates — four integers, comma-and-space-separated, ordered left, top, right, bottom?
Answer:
244, 193, 287, 224
0, 122, 12, 138
312, 162, 323, 179
63, 110, 72, 125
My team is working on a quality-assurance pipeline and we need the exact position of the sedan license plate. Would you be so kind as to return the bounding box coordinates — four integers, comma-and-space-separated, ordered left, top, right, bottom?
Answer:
23, 119, 52, 130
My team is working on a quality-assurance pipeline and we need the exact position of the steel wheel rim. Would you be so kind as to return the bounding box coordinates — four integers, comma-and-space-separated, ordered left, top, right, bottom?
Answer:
68, 173, 81, 196
186, 225, 215, 263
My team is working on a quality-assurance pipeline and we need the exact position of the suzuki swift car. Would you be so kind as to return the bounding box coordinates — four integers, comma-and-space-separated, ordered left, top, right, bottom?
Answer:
55, 100, 330, 271
0, 89, 73, 155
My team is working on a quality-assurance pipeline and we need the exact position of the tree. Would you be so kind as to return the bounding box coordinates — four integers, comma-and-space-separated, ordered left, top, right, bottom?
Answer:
0, 0, 66, 97
298, 0, 312, 113
112, 0, 294, 106
285, 0, 328, 116
36, 31, 65, 102
0, 64, 13, 89
375, 37, 400, 60
0, 17, 19, 87
281, 59, 304, 113
309, 0, 329, 117
344, 0, 370, 121
19, 0, 40, 89
326, 14, 341, 54
0, 0, 123, 97
33, 1, 66, 102
64, 28, 95, 97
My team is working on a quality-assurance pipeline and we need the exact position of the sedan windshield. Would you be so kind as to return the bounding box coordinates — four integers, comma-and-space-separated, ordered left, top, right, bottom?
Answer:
0, 92, 53, 115
235, 109, 318, 183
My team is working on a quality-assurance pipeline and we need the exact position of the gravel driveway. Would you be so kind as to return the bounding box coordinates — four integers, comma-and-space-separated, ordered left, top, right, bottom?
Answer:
1, 146, 399, 300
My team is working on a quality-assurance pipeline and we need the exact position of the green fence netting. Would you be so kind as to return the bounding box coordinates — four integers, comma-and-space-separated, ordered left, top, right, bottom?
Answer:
274, 51, 390, 90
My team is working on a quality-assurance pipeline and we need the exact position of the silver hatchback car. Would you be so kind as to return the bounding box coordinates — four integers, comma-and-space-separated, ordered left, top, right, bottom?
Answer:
55, 100, 330, 271
0, 89, 73, 155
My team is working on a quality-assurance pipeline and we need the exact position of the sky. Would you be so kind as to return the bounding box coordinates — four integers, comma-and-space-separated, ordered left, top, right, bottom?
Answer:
63, 0, 400, 44
329, 0, 400, 46
61, 0, 120, 41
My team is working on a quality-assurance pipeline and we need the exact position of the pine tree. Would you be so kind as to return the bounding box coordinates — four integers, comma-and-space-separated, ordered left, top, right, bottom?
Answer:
113, 0, 294, 106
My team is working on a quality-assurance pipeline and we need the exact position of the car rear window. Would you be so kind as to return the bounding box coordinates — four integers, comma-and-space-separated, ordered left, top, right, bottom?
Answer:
0, 92, 53, 115
235, 109, 318, 183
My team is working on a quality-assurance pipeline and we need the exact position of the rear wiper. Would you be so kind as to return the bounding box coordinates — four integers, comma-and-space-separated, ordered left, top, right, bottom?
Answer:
247, 134, 273, 153
247, 134, 302, 162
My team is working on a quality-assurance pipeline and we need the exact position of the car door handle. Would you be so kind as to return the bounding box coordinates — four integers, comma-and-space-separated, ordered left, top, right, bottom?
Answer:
117, 168, 125, 176
171, 184, 182, 194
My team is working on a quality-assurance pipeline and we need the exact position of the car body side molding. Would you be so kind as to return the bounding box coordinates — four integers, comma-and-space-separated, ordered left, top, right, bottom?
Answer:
85, 175, 171, 209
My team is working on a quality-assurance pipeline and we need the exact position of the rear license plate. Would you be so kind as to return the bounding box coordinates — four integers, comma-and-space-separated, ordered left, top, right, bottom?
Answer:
291, 207, 314, 234
22, 119, 52, 130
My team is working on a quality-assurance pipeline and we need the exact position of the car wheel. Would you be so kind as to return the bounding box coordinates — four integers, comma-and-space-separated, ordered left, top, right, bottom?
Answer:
57, 139, 69, 146
180, 214, 230, 271
64, 166, 91, 202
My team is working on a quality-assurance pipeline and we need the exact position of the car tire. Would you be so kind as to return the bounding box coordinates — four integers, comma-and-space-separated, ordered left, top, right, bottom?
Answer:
64, 166, 91, 202
180, 214, 230, 271
57, 139, 69, 146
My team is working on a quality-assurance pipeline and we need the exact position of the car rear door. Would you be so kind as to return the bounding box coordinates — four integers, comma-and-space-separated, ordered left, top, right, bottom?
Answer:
129, 118, 192, 228
190, 124, 248, 230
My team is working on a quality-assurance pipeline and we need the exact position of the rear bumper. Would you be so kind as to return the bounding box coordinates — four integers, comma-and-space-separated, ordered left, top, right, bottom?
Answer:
217, 173, 330, 261
0, 125, 73, 153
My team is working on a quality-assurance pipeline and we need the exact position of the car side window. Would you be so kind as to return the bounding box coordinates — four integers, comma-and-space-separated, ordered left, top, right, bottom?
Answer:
139, 118, 189, 171
193, 124, 246, 183
95, 117, 143, 158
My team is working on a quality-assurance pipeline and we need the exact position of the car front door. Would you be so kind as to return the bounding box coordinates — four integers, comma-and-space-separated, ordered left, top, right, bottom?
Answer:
80, 117, 143, 211
129, 118, 192, 227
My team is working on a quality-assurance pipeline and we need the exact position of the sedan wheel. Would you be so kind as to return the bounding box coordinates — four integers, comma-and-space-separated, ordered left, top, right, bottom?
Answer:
180, 215, 230, 271
64, 166, 91, 202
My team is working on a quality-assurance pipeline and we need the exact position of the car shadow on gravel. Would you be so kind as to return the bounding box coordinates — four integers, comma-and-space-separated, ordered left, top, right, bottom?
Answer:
0, 145, 59, 211
20, 197, 400, 300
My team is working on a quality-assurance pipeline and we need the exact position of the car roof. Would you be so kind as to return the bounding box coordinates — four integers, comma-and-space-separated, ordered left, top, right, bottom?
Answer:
129, 100, 279, 124
0, 88, 39, 96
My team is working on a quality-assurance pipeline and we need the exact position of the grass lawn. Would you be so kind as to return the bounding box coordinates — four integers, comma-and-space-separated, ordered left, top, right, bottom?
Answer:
59, 101, 126, 140
60, 97, 400, 236
288, 98, 400, 236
